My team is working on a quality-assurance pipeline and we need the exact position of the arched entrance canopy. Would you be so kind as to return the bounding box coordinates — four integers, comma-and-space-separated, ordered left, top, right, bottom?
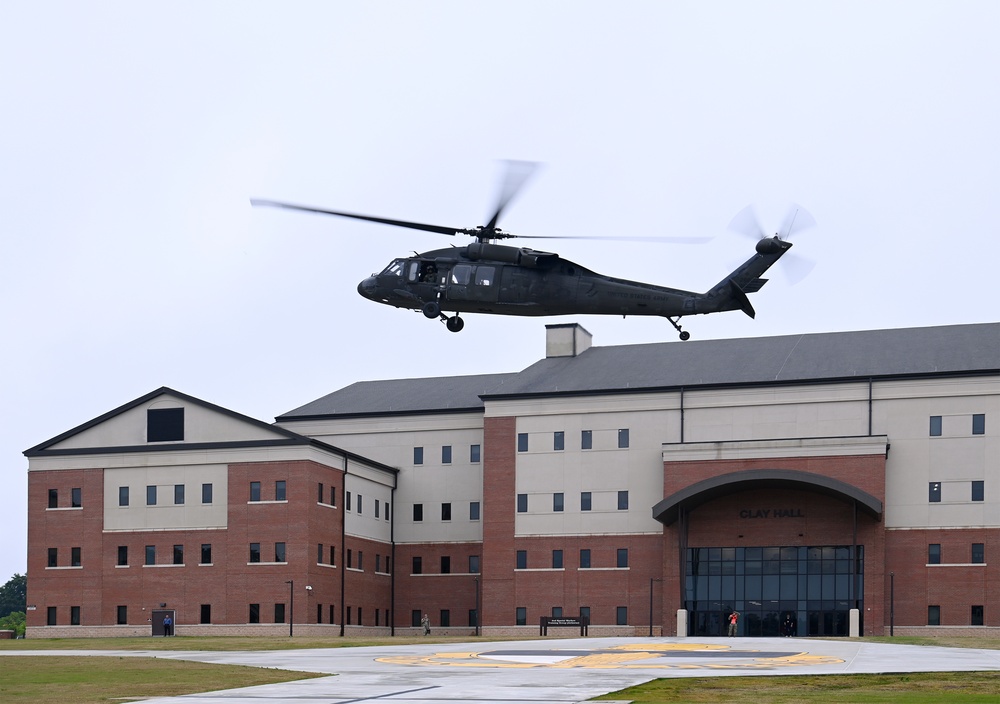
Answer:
652, 469, 883, 526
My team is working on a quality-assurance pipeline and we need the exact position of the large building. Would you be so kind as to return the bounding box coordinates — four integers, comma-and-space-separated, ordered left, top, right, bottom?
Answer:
25, 322, 999, 638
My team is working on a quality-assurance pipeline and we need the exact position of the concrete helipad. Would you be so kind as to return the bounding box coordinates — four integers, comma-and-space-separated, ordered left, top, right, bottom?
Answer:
6, 637, 1000, 703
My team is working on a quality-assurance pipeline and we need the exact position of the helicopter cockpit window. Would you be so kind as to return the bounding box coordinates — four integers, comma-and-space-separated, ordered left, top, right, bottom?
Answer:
475, 266, 495, 286
406, 261, 420, 282
382, 260, 405, 277
450, 264, 472, 285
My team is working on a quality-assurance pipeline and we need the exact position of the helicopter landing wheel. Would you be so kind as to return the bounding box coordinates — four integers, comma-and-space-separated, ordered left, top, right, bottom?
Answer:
445, 315, 465, 333
667, 316, 690, 341
421, 301, 441, 319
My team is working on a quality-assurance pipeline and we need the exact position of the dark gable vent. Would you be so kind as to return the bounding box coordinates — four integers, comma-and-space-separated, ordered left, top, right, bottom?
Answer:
147, 407, 184, 442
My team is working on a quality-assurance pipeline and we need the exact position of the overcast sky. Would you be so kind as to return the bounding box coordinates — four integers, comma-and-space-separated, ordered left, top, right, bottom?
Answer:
2, 1, 998, 581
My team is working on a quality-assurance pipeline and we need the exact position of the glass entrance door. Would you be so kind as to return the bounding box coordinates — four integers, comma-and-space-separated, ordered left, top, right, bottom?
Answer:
684, 546, 863, 637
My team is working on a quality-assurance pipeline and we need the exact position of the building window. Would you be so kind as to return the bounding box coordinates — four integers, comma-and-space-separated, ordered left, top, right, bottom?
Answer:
318, 483, 325, 503
553, 493, 564, 512
71, 547, 81, 567
972, 605, 984, 626
552, 550, 563, 569
441, 556, 451, 574
48, 488, 58, 508
413, 503, 423, 522
146, 485, 157, 506
616, 606, 628, 625
470, 608, 478, 627
202, 483, 213, 504
516, 550, 527, 569
201, 604, 211, 624
145, 545, 155, 565
330, 546, 336, 565
442, 445, 452, 464
275, 480, 286, 501
929, 415, 942, 436
617, 548, 629, 568
440, 609, 450, 627
117, 605, 127, 625
357, 551, 364, 570
249, 603, 260, 624
470, 444, 481, 463
580, 606, 591, 623
972, 543, 985, 564
552, 606, 563, 618
972, 414, 985, 435
580, 548, 591, 568
174, 484, 185, 505
47, 548, 57, 567
201, 544, 212, 564
249, 481, 261, 502
70, 606, 81, 626
172, 545, 183, 565
929, 482, 941, 503
275, 542, 286, 563
441, 503, 452, 521
71, 487, 82, 508
581, 492, 592, 511
317, 543, 324, 564
118, 486, 129, 507
373, 499, 380, 518
249, 543, 261, 563
618, 490, 629, 510
581, 430, 592, 450
147, 407, 184, 442
516, 607, 527, 626
47, 606, 57, 625
972, 481, 985, 502
275, 603, 286, 624
117, 545, 128, 566
412, 556, 422, 574
375, 554, 381, 573
469, 555, 480, 573
517, 433, 528, 452
618, 428, 630, 448
346, 491, 352, 511
411, 610, 421, 627
347, 549, 353, 568
928, 605, 940, 626
553, 431, 564, 451
330, 486, 337, 506
928, 544, 940, 564
384, 501, 390, 520
517, 494, 528, 513
357, 495, 363, 514
470, 501, 481, 521
414, 446, 424, 465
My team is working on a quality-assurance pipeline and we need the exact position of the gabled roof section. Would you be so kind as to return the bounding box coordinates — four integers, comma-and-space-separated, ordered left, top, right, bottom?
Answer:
24, 387, 396, 474
484, 322, 1000, 398
277, 372, 519, 421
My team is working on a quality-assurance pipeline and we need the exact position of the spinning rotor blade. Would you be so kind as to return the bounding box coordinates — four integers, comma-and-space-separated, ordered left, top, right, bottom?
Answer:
728, 203, 818, 284
779, 204, 816, 239
250, 199, 463, 236
511, 233, 712, 244
485, 160, 539, 231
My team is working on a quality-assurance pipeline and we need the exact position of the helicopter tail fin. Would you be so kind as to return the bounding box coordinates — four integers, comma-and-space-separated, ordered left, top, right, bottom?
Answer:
703, 236, 790, 316
728, 280, 756, 319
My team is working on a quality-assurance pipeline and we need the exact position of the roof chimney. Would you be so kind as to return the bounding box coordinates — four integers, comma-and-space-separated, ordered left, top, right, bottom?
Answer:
545, 323, 592, 358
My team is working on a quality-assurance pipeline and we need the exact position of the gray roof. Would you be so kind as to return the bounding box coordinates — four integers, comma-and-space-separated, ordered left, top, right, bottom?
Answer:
278, 372, 519, 420
278, 322, 999, 419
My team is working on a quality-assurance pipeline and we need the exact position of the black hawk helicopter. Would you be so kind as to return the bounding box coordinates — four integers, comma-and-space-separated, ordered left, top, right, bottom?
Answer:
252, 163, 813, 340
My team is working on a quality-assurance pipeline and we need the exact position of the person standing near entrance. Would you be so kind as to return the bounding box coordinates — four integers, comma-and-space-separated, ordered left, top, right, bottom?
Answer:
163, 614, 173, 636
421, 613, 430, 636
727, 610, 738, 637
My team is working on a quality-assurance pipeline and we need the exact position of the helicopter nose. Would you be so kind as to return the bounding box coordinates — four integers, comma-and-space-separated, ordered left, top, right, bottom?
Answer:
357, 276, 378, 300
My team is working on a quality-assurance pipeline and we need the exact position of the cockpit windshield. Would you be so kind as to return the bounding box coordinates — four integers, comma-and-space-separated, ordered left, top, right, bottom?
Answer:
381, 259, 405, 277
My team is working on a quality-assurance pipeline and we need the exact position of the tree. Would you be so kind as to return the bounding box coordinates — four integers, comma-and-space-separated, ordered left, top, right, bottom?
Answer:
0, 610, 25, 637
0, 573, 27, 619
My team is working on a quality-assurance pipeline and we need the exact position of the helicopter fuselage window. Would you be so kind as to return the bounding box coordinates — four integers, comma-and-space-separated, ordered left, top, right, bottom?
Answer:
407, 261, 421, 282
475, 266, 495, 286
383, 260, 405, 277
450, 264, 472, 285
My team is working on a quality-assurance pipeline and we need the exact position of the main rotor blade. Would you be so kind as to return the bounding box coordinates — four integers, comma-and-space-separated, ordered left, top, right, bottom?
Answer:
485, 160, 539, 231
511, 233, 713, 244
250, 199, 462, 236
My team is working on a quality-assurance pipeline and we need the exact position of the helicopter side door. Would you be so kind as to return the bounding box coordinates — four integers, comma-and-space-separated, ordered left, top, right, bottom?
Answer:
445, 264, 500, 305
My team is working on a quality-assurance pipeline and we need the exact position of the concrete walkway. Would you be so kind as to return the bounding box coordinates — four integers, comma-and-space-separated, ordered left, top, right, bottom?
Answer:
6, 637, 1000, 703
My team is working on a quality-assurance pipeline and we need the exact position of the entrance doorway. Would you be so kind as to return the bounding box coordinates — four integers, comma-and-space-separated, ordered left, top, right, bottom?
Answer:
684, 546, 863, 637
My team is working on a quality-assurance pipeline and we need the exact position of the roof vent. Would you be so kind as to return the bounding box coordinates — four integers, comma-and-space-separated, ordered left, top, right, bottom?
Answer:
545, 323, 592, 358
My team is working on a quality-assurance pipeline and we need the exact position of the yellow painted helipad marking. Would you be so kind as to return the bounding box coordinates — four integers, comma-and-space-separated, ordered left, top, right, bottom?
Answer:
375, 643, 845, 670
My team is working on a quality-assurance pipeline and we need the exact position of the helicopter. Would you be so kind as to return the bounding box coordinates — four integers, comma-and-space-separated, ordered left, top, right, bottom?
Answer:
252, 163, 813, 340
